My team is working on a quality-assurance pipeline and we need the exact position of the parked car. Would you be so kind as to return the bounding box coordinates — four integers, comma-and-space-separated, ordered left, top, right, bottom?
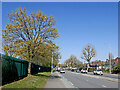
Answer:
93, 70, 103, 75
76, 69, 80, 73
60, 69, 65, 73
71, 69, 74, 72
81, 69, 88, 73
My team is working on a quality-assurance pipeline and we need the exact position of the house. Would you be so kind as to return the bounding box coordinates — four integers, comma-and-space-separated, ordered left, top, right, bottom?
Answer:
104, 57, 120, 70
82, 57, 119, 70
83, 63, 87, 68
90, 60, 105, 70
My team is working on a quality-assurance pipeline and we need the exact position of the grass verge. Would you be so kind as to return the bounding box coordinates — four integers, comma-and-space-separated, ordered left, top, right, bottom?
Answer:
2, 72, 51, 88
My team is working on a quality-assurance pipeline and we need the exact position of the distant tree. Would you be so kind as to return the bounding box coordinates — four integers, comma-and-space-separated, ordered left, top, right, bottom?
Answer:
53, 51, 61, 67
2, 7, 59, 74
64, 55, 82, 68
58, 64, 61, 67
81, 44, 96, 70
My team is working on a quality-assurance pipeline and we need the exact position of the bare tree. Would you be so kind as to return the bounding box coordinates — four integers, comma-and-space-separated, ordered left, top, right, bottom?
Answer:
64, 55, 82, 68
81, 44, 96, 70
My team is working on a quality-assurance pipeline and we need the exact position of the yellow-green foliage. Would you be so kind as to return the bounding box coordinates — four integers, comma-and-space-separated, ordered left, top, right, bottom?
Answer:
2, 7, 60, 66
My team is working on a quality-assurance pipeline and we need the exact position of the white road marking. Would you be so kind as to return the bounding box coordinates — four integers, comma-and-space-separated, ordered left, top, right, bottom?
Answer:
102, 85, 107, 87
57, 72, 76, 88
71, 83, 74, 85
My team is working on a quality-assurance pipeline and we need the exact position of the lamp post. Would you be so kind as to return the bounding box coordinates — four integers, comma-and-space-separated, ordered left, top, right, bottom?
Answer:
51, 51, 53, 73
105, 42, 112, 74
84, 61, 85, 69
109, 52, 111, 74
109, 52, 114, 74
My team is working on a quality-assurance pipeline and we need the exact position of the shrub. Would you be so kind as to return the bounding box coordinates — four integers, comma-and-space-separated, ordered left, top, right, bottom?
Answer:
88, 67, 95, 72
105, 69, 109, 72
112, 63, 120, 74
79, 67, 84, 71
100, 68, 105, 72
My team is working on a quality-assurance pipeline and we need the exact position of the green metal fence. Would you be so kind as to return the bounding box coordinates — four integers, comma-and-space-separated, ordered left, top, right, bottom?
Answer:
31, 63, 51, 75
1, 53, 51, 85
1, 54, 29, 85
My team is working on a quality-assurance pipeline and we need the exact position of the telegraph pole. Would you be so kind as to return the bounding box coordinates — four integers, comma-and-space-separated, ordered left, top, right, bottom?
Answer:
109, 52, 111, 74
51, 52, 53, 73
52, 52, 53, 68
84, 61, 85, 69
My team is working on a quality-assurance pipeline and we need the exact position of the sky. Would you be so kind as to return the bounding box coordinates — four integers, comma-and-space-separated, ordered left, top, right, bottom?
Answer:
2, 2, 118, 64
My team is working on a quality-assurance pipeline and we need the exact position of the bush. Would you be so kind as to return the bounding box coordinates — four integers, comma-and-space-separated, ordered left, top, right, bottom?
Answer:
79, 67, 84, 71
100, 68, 105, 72
112, 63, 120, 74
68, 68, 71, 71
104, 69, 109, 72
88, 67, 95, 72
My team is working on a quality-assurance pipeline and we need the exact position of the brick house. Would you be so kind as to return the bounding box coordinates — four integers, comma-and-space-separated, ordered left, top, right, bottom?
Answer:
90, 60, 105, 70
83, 57, 119, 70
104, 57, 120, 70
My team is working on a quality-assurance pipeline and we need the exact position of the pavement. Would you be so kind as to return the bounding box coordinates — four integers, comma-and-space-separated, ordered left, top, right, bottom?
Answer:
44, 72, 67, 88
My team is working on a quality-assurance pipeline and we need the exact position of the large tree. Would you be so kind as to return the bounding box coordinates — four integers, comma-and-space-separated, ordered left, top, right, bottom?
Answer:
81, 44, 96, 70
2, 7, 59, 74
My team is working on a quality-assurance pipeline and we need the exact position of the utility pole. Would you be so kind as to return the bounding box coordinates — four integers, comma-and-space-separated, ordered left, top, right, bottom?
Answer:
51, 52, 53, 73
109, 52, 112, 74
84, 61, 85, 69
108, 43, 111, 74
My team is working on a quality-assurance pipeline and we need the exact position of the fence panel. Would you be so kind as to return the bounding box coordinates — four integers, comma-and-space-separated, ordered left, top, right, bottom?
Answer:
1, 54, 29, 85
31, 63, 51, 75
1, 53, 51, 85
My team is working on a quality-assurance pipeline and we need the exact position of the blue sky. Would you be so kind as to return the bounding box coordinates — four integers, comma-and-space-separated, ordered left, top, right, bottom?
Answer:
2, 2, 118, 63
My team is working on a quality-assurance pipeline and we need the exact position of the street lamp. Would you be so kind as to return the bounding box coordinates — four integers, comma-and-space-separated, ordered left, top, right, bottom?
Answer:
51, 51, 53, 73
104, 42, 112, 74
109, 52, 111, 74
109, 52, 114, 74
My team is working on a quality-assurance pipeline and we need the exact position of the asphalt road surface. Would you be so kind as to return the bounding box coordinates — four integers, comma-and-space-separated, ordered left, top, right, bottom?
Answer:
87, 72, 119, 79
61, 71, 118, 88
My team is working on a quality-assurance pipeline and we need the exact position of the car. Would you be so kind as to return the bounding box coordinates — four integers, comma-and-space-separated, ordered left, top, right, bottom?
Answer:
93, 70, 103, 75
76, 69, 80, 73
81, 69, 88, 73
71, 69, 74, 72
60, 69, 65, 73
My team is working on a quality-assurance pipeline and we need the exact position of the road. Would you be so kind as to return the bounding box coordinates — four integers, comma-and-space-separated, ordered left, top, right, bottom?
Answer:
61, 71, 118, 88
87, 72, 119, 79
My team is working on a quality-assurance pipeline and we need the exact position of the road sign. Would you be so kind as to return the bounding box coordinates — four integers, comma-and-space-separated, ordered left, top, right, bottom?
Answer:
51, 66, 53, 68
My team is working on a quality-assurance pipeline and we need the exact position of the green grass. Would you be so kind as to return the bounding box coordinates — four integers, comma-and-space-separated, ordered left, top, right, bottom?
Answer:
2, 72, 51, 88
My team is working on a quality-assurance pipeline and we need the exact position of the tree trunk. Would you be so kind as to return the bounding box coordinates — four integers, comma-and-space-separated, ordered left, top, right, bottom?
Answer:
28, 62, 31, 75
28, 46, 31, 75
87, 63, 89, 71
87, 61, 90, 71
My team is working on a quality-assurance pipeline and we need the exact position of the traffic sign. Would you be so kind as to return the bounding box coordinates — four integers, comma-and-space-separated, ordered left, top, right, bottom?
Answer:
51, 66, 53, 68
